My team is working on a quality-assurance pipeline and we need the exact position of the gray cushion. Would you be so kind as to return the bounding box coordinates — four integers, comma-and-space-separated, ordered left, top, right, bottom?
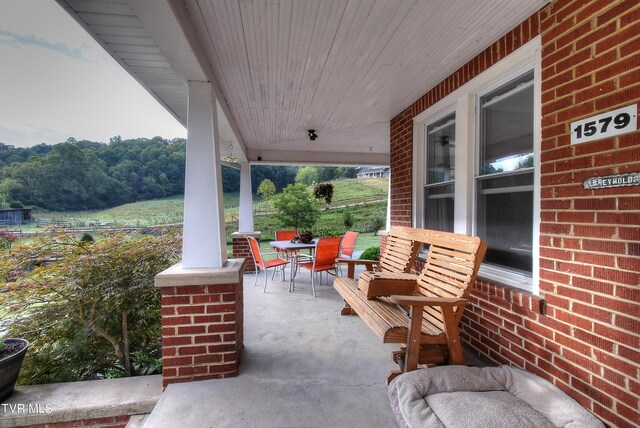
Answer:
388, 365, 605, 428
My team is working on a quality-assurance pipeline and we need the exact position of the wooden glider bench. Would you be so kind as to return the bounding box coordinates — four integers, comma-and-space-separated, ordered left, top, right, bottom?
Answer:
334, 226, 487, 382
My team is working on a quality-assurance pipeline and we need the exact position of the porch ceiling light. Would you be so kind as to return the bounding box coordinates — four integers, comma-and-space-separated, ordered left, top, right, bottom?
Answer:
308, 129, 317, 141
223, 142, 239, 163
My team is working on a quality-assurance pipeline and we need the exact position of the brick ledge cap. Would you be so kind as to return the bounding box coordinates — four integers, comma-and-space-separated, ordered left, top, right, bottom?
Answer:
0, 375, 161, 427
155, 259, 246, 288
231, 231, 262, 238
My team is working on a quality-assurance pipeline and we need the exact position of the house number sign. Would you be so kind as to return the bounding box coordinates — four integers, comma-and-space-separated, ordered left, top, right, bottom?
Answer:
571, 104, 637, 145
583, 172, 640, 190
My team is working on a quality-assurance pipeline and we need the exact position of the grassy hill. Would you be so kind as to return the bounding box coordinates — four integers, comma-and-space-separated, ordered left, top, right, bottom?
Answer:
26, 178, 388, 241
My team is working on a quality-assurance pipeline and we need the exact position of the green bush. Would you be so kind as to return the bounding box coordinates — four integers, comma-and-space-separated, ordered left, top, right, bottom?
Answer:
360, 246, 380, 261
343, 210, 354, 230
0, 230, 181, 384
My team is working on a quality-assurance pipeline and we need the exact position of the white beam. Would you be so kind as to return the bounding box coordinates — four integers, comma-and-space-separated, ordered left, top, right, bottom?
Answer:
246, 149, 389, 166
238, 163, 254, 233
182, 81, 227, 268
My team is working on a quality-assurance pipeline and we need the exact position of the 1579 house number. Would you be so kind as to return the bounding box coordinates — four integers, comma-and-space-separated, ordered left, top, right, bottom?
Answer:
571, 104, 637, 145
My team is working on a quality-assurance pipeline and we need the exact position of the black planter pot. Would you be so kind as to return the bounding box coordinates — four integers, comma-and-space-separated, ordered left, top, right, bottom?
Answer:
0, 338, 29, 402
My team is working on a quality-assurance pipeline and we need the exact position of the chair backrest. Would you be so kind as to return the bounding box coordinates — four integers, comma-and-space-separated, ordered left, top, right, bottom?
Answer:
246, 236, 264, 267
378, 227, 420, 273
314, 237, 342, 268
275, 230, 297, 241
339, 231, 359, 258
412, 229, 487, 331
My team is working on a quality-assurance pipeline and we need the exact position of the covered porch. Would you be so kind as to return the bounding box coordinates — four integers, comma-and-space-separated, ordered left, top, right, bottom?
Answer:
146, 268, 401, 427
39, 1, 640, 427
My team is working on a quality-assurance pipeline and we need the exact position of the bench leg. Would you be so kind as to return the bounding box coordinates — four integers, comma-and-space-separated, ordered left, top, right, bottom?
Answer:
340, 301, 356, 315
442, 307, 464, 365
404, 304, 424, 373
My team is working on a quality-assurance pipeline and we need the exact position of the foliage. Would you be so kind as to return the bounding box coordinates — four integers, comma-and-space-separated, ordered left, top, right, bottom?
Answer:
295, 166, 319, 186
313, 182, 334, 206
104, 351, 162, 379
271, 184, 319, 231
0, 229, 17, 250
312, 226, 344, 238
359, 246, 380, 260
343, 210, 354, 230
0, 230, 181, 384
0, 138, 186, 211
370, 208, 386, 235
257, 179, 276, 201
80, 233, 94, 243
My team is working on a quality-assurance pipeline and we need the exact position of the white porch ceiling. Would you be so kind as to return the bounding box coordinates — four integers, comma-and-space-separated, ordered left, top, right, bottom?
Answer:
56, 0, 548, 165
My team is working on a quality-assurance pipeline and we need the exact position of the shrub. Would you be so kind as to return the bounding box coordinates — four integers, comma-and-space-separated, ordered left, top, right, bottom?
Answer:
360, 246, 380, 261
370, 208, 386, 235
343, 210, 354, 230
0, 230, 181, 384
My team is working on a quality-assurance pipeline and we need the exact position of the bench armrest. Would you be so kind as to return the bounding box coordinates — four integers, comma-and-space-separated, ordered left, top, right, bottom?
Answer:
388, 295, 468, 308
335, 259, 379, 268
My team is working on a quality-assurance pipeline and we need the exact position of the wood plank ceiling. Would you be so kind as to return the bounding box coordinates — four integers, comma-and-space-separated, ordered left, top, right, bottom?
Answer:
57, 0, 548, 165
178, 0, 547, 163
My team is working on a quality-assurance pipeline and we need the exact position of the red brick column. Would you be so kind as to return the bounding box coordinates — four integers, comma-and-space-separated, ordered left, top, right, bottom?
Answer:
231, 231, 261, 273
155, 259, 245, 388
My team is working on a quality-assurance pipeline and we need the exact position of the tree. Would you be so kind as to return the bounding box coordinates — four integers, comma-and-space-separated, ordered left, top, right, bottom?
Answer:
271, 184, 319, 230
257, 179, 276, 201
295, 166, 318, 186
0, 230, 181, 384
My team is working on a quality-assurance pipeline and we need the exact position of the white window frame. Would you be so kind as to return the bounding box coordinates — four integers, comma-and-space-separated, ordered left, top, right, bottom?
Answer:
412, 36, 542, 294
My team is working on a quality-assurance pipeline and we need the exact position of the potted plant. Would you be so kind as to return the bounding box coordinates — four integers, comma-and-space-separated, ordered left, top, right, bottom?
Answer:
0, 338, 29, 402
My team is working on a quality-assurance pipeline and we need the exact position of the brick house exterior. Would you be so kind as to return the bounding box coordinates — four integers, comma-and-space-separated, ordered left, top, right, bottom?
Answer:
388, 1, 639, 427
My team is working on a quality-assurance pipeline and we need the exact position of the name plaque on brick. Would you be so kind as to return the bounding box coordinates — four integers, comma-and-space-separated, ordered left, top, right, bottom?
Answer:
583, 172, 640, 190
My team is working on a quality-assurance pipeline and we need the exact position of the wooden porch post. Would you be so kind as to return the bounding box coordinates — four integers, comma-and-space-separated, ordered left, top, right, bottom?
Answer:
182, 80, 227, 268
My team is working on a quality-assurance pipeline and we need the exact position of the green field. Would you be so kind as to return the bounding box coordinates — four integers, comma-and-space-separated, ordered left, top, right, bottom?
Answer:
19, 178, 388, 252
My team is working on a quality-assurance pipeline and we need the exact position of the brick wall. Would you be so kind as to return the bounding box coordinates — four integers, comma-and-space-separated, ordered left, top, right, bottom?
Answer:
159, 279, 244, 388
231, 232, 261, 273
389, 1, 639, 427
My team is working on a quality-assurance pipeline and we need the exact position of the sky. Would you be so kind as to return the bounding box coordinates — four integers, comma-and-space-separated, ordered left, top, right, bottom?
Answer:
0, 0, 187, 148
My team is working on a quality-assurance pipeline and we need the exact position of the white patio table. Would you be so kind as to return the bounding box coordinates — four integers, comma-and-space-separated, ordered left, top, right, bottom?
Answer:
269, 239, 317, 291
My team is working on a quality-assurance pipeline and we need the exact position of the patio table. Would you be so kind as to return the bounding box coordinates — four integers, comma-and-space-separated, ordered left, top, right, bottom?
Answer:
269, 239, 317, 291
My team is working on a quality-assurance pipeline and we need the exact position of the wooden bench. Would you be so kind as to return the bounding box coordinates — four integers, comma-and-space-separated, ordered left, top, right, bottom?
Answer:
337, 225, 420, 277
334, 227, 486, 382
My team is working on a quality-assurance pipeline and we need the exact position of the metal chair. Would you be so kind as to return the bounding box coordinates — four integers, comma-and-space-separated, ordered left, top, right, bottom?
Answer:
294, 237, 341, 297
337, 231, 359, 276
273, 229, 299, 260
246, 236, 289, 292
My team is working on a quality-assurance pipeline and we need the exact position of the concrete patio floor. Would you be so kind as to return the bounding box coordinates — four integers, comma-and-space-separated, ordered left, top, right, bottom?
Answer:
145, 268, 401, 428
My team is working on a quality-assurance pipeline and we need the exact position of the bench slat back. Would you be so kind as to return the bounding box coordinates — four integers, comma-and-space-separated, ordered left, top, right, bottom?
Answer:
379, 226, 420, 273
413, 230, 487, 332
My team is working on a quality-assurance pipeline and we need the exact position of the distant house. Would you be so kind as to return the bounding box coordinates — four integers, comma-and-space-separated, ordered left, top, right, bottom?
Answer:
356, 166, 390, 179
0, 208, 32, 226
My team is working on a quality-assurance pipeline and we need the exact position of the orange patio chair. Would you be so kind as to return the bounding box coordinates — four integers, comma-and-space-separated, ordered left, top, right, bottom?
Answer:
274, 229, 299, 259
246, 236, 289, 292
294, 237, 341, 297
337, 231, 359, 276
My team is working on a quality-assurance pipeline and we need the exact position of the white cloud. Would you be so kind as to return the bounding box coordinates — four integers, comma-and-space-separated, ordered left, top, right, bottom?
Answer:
0, 30, 91, 62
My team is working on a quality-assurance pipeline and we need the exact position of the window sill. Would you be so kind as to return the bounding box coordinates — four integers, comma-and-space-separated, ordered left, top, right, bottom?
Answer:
477, 264, 534, 294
